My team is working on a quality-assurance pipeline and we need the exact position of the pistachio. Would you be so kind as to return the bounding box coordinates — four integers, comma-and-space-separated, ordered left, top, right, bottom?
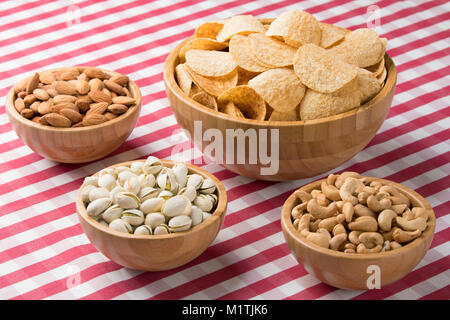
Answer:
98, 220, 109, 227
138, 186, 158, 202
121, 209, 145, 226
124, 176, 141, 195
130, 161, 144, 174
115, 166, 132, 174
157, 168, 178, 193
98, 173, 116, 190
109, 219, 132, 234
115, 191, 140, 209
110, 186, 126, 203
87, 198, 112, 217
99, 168, 116, 178
172, 163, 188, 187
140, 198, 164, 214
88, 187, 110, 202
202, 212, 212, 221
143, 156, 163, 175
191, 206, 203, 226
158, 190, 174, 200
154, 223, 169, 235
138, 173, 156, 188
168, 215, 192, 232
187, 174, 204, 190
205, 193, 218, 206
83, 176, 99, 187
178, 186, 197, 202
81, 184, 96, 203
162, 195, 192, 217
134, 225, 153, 235
194, 194, 213, 212
102, 204, 124, 223
199, 178, 216, 194
118, 170, 137, 186
145, 212, 166, 228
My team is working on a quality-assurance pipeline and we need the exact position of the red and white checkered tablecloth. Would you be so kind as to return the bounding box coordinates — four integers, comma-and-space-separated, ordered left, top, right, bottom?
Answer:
0, 0, 449, 300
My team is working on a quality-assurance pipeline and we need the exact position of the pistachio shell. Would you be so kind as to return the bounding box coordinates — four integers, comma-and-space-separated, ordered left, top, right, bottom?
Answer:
178, 186, 197, 202
145, 212, 166, 228
102, 204, 123, 223
118, 170, 137, 186
99, 168, 116, 178
110, 186, 126, 203
98, 173, 116, 190
140, 197, 164, 214
130, 161, 144, 174
124, 176, 141, 195
157, 168, 178, 193
206, 193, 218, 206
121, 209, 144, 226
168, 215, 192, 232
134, 225, 152, 235
81, 184, 96, 203
98, 219, 109, 227
83, 176, 99, 187
138, 173, 156, 188
194, 194, 213, 212
139, 186, 159, 202
158, 190, 173, 200
115, 166, 132, 174
162, 195, 192, 217
173, 163, 188, 187
191, 206, 203, 226
143, 156, 163, 175
115, 191, 140, 209
199, 178, 216, 194
187, 174, 204, 190
88, 187, 110, 202
202, 211, 212, 221
109, 219, 132, 233
154, 223, 169, 235
86, 198, 112, 217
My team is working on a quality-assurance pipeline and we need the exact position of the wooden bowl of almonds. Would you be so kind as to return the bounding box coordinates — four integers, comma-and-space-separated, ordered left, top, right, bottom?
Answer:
5, 66, 142, 163
76, 158, 227, 271
280, 172, 435, 290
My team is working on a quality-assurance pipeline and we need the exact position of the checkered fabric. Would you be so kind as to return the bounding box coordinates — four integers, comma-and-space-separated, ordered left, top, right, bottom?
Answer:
0, 0, 449, 300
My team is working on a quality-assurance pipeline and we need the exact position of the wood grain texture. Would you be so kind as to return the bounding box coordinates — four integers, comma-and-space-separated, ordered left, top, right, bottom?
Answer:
164, 33, 397, 181
280, 177, 435, 290
5, 67, 142, 163
76, 160, 228, 271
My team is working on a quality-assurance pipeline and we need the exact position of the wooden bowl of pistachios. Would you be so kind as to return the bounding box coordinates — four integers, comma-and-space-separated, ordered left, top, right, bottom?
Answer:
76, 158, 227, 271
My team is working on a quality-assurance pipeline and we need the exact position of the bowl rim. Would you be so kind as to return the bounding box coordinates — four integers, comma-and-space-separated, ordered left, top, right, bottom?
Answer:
164, 34, 397, 128
5, 66, 143, 132
280, 176, 436, 260
76, 159, 228, 240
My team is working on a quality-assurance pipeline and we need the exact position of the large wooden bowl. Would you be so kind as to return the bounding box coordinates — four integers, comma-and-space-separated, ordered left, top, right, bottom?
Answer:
281, 177, 435, 290
5, 67, 142, 163
163, 33, 397, 181
76, 160, 227, 271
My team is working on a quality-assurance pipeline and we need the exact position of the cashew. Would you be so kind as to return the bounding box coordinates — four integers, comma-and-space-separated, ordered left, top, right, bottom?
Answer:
336, 201, 344, 213
327, 174, 338, 186
390, 241, 402, 250
316, 192, 330, 207
361, 186, 376, 194
382, 229, 395, 241
344, 248, 356, 253
412, 207, 429, 221
305, 232, 330, 248
359, 232, 384, 249
354, 204, 377, 218
298, 214, 311, 232
306, 199, 337, 219
348, 231, 362, 245
294, 190, 312, 203
359, 177, 371, 185
402, 209, 414, 220
358, 192, 369, 205
309, 218, 321, 232
344, 242, 356, 250
357, 243, 382, 253
293, 218, 299, 229
311, 189, 322, 198
367, 194, 392, 212
291, 202, 307, 220
375, 191, 390, 200
396, 216, 427, 232
318, 217, 338, 232
348, 216, 378, 232
339, 177, 364, 205
317, 228, 332, 242
370, 180, 382, 189
377, 209, 397, 231
330, 233, 347, 251
321, 181, 341, 201
336, 214, 345, 224
390, 196, 409, 206
343, 201, 354, 223
381, 240, 391, 252
335, 171, 360, 189
332, 223, 346, 236
379, 185, 410, 207
392, 204, 407, 214
393, 228, 421, 243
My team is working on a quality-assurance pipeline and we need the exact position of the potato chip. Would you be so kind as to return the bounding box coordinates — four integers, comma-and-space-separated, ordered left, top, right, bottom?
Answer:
229, 35, 271, 73
179, 38, 228, 61
237, 67, 259, 86
319, 22, 348, 48
366, 57, 385, 77
293, 44, 357, 93
216, 15, 266, 42
220, 101, 244, 119
217, 85, 266, 120
185, 50, 237, 77
269, 108, 297, 121
299, 78, 360, 120
248, 68, 305, 112
189, 83, 202, 97
266, 10, 321, 47
175, 64, 192, 96
194, 21, 224, 39
377, 67, 387, 85
191, 91, 218, 111
184, 65, 238, 97
328, 28, 385, 67
248, 33, 297, 67
357, 68, 381, 104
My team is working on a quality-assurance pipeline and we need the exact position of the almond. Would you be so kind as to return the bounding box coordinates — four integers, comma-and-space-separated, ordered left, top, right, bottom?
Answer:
33, 88, 50, 101
14, 98, 26, 112
14, 75, 31, 94
17, 91, 27, 99
82, 113, 107, 126
112, 96, 135, 105
60, 108, 82, 123
46, 88, 59, 97
88, 90, 112, 104
123, 87, 132, 97
70, 80, 90, 95
72, 122, 84, 128
84, 67, 109, 79
32, 116, 41, 124
87, 102, 108, 116
38, 100, 53, 115
44, 113, 72, 128
39, 116, 50, 126
26, 72, 40, 94
52, 102, 79, 113
60, 70, 79, 81
104, 80, 125, 95
102, 87, 111, 96
24, 94, 37, 105
107, 103, 128, 115
76, 98, 91, 113
110, 74, 129, 86
21, 108, 34, 119
39, 71, 56, 85
89, 78, 103, 92
54, 95, 77, 104
78, 73, 89, 82
54, 81, 78, 95
30, 101, 41, 113
104, 112, 118, 121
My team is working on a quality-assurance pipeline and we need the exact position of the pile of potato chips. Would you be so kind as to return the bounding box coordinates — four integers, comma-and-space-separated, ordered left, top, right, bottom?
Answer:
175, 10, 388, 121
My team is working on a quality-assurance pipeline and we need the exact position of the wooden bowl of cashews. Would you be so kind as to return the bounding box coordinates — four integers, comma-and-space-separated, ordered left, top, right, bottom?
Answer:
281, 172, 435, 290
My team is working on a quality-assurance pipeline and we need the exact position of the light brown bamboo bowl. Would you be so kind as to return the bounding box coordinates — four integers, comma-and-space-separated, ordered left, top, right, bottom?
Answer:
5, 67, 142, 163
76, 160, 227, 271
281, 177, 435, 290
163, 22, 397, 181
